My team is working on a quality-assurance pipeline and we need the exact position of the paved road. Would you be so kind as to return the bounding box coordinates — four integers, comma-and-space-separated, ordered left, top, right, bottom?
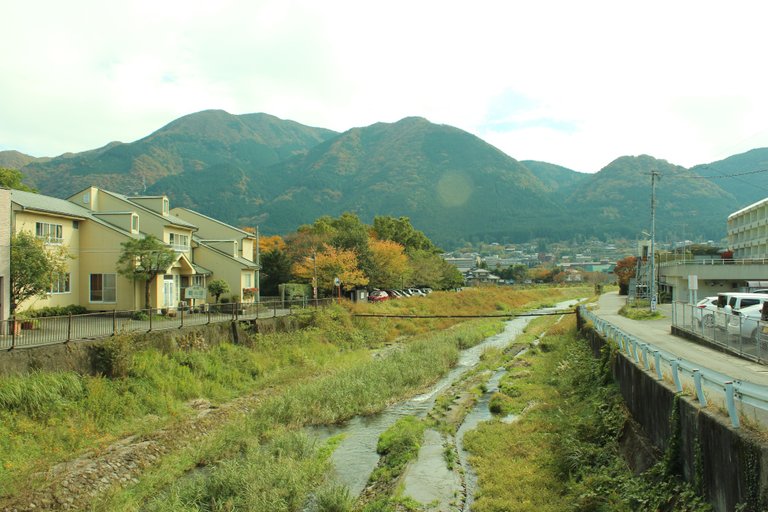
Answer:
595, 292, 768, 427
597, 292, 768, 386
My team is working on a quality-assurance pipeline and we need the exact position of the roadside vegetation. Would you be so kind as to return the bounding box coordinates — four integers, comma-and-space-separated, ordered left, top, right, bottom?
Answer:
463, 315, 710, 512
619, 299, 664, 320
0, 286, 587, 509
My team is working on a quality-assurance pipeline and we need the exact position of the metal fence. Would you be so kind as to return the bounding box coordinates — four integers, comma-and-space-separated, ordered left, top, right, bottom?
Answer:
671, 302, 768, 363
1, 298, 335, 350
580, 306, 768, 428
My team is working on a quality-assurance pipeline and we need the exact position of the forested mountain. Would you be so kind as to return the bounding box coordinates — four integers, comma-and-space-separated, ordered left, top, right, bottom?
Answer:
563, 155, 734, 241
4, 110, 762, 246
520, 160, 590, 200
17, 110, 338, 198
689, 148, 768, 208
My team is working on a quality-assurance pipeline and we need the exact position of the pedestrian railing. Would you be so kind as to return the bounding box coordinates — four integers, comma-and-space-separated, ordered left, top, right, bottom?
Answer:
671, 302, 768, 363
1, 298, 335, 350
580, 306, 768, 428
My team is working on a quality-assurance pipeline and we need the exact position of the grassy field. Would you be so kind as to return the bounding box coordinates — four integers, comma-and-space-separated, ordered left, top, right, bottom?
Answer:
463, 315, 711, 512
0, 286, 589, 508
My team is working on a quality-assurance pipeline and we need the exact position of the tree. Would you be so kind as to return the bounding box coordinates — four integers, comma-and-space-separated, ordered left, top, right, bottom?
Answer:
207, 279, 230, 303
293, 244, 368, 293
372, 216, 438, 253
367, 238, 410, 289
10, 231, 69, 313
260, 248, 293, 296
408, 250, 449, 289
498, 264, 528, 283
0, 168, 36, 192
613, 256, 638, 295
116, 235, 177, 310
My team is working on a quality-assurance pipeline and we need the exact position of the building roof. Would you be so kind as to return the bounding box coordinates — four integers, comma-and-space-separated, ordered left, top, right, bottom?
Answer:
193, 235, 260, 269
729, 197, 768, 221
99, 189, 198, 230
11, 189, 92, 219
171, 207, 257, 239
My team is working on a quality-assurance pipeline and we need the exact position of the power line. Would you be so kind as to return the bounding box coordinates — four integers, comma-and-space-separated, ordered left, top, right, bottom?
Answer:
671, 168, 768, 180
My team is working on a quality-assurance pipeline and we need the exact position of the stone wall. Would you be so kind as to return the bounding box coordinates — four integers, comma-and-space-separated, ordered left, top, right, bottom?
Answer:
579, 313, 768, 512
0, 316, 301, 376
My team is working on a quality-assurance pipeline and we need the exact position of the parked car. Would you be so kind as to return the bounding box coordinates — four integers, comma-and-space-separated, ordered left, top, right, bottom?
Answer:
716, 292, 768, 329
726, 303, 768, 342
407, 288, 426, 297
368, 290, 389, 303
694, 296, 718, 327
386, 290, 403, 299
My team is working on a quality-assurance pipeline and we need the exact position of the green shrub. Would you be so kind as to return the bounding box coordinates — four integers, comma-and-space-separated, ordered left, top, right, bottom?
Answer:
90, 333, 136, 378
27, 305, 88, 318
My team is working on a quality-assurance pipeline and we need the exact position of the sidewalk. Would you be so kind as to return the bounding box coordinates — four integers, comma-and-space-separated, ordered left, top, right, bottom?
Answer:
596, 292, 768, 387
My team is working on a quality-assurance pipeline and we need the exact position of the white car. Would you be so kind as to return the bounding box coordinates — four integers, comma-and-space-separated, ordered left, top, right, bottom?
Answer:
694, 296, 718, 328
726, 303, 768, 342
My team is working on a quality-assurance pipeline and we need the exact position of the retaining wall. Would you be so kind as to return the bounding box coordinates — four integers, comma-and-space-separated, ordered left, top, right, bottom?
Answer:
579, 311, 768, 512
0, 315, 301, 376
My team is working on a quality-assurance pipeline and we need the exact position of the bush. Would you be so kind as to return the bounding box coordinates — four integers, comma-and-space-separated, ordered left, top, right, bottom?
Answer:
27, 305, 88, 318
90, 333, 136, 378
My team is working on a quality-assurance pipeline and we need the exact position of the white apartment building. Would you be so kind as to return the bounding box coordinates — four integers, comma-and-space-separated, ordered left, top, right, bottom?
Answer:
728, 197, 768, 259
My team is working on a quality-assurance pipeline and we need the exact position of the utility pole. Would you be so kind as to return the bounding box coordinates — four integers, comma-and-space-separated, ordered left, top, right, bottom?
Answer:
650, 171, 657, 310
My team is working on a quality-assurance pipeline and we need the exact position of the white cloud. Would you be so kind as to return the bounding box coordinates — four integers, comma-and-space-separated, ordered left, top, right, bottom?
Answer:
3, 0, 768, 171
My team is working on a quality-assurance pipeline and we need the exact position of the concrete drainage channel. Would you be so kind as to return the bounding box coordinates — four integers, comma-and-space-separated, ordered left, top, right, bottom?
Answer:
308, 300, 577, 510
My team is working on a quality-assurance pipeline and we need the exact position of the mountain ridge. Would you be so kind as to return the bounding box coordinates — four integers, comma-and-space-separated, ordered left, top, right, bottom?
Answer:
4, 110, 765, 246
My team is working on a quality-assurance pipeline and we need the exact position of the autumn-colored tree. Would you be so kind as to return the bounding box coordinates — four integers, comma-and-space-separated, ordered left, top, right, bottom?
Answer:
367, 238, 410, 289
527, 265, 557, 283
259, 235, 286, 253
613, 256, 637, 295
292, 244, 368, 293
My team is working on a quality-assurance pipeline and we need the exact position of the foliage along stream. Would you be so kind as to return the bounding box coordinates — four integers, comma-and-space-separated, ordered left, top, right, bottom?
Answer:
309, 299, 579, 510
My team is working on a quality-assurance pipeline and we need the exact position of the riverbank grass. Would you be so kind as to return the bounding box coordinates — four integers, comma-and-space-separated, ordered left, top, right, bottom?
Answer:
463, 316, 711, 511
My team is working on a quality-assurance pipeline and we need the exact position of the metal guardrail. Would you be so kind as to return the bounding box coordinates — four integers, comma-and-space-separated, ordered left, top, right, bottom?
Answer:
671, 302, 768, 363
1, 298, 335, 350
580, 306, 768, 428
659, 257, 768, 266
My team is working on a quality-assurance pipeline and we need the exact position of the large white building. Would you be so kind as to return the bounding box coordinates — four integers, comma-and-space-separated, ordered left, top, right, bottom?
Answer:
728, 197, 768, 259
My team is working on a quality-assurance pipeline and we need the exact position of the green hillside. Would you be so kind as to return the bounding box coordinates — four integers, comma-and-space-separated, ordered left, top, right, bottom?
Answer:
689, 148, 768, 209
5, 111, 761, 246
520, 160, 590, 200
564, 155, 734, 240
244, 117, 569, 246
18, 110, 338, 198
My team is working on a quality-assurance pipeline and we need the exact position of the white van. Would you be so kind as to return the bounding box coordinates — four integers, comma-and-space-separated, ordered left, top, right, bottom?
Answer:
716, 292, 768, 329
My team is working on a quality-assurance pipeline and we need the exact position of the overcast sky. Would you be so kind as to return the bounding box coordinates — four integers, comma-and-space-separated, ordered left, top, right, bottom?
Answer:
2, 1, 768, 173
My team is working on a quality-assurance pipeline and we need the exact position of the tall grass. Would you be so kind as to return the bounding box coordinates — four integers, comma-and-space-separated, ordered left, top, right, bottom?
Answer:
0, 286, 588, 502
463, 317, 711, 512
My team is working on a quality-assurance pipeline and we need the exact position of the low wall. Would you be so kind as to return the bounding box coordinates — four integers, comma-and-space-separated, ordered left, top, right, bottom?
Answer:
0, 316, 301, 376
579, 311, 768, 512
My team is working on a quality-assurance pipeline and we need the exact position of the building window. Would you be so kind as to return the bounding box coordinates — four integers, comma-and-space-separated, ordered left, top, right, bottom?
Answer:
244, 273, 252, 287
35, 222, 63, 244
131, 214, 139, 233
192, 275, 205, 287
50, 273, 71, 294
169, 233, 189, 249
72, 220, 79, 229
90, 273, 116, 302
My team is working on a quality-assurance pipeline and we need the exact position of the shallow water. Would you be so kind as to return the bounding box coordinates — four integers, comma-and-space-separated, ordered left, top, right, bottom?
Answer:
310, 300, 579, 502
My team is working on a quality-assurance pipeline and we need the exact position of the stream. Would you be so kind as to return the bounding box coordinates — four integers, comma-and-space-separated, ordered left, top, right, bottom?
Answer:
309, 299, 578, 509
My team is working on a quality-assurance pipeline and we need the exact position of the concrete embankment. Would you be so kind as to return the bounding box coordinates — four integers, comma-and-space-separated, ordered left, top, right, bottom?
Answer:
578, 309, 768, 512
0, 315, 300, 376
